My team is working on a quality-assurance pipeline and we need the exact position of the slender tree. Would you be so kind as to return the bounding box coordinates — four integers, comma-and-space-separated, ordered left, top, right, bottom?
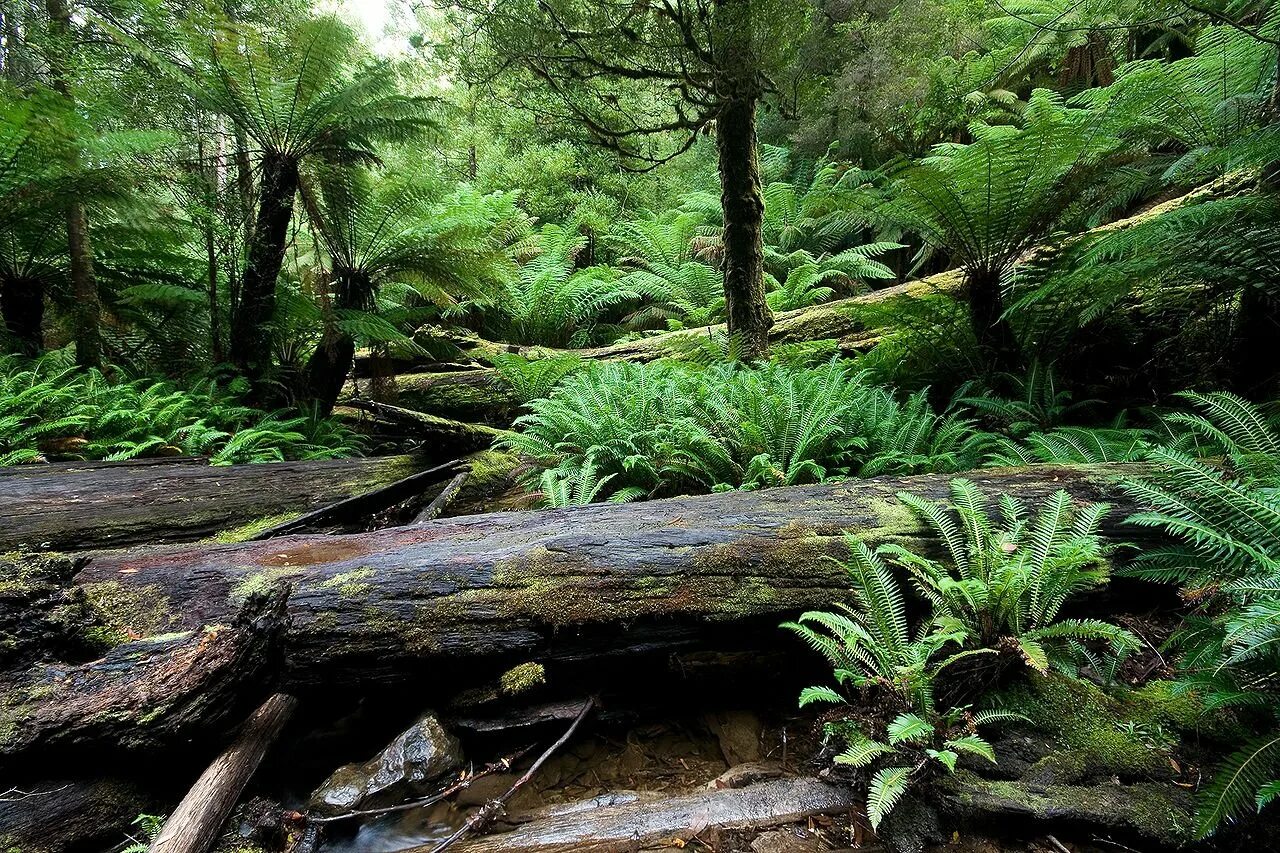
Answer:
449, 0, 814, 361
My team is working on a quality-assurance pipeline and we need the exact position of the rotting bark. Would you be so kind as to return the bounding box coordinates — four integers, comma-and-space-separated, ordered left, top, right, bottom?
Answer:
0, 454, 431, 551
428, 776, 858, 853
0, 588, 287, 759
0, 776, 155, 853
69, 464, 1150, 692
150, 692, 297, 853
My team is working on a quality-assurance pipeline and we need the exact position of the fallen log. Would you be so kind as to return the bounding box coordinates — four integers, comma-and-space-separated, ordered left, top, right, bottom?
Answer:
413, 471, 471, 524
150, 693, 298, 853
344, 399, 507, 453
0, 454, 432, 552
430, 776, 858, 853
68, 463, 1146, 698
0, 777, 156, 853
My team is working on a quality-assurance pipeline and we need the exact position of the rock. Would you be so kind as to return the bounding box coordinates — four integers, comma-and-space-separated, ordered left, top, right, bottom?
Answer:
750, 827, 824, 852
704, 709, 764, 766
309, 712, 463, 815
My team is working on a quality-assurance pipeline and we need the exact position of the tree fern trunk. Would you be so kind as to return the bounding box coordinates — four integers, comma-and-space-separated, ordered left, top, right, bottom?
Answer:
967, 266, 1022, 375
1, 276, 44, 355
303, 269, 365, 414
229, 151, 298, 381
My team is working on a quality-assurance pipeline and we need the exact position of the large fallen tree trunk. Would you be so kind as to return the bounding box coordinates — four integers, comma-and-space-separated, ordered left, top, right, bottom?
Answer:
0, 454, 431, 551
48, 463, 1147, 703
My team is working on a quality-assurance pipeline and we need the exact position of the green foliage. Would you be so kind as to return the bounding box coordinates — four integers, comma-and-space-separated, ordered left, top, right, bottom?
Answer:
0, 353, 362, 466
501, 359, 982, 503
886, 479, 1138, 674
121, 813, 166, 853
1121, 392, 1280, 834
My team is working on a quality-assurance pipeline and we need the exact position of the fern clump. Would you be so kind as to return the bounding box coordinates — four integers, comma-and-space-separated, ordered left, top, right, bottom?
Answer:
501, 358, 983, 504
1122, 391, 1280, 835
784, 533, 1024, 829
0, 353, 363, 466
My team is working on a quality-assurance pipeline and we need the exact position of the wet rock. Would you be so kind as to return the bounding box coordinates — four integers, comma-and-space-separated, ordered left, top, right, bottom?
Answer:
750, 827, 824, 852
309, 712, 463, 815
704, 709, 763, 765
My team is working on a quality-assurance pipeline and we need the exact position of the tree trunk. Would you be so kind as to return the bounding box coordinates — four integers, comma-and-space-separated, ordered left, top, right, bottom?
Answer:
0, 453, 431, 552
303, 270, 366, 415
45, 0, 101, 370
68, 463, 1149, 694
1, 275, 44, 354
967, 266, 1022, 375
715, 96, 772, 361
229, 151, 298, 380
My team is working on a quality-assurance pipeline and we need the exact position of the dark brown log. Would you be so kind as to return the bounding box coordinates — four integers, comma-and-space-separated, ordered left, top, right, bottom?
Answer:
344, 399, 507, 453
72, 464, 1147, 694
0, 588, 287, 759
0, 454, 431, 551
0, 777, 155, 853
430, 777, 858, 853
150, 693, 298, 853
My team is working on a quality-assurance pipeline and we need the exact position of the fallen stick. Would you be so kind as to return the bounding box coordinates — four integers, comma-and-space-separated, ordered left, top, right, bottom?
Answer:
150, 692, 298, 853
412, 470, 471, 524
247, 458, 464, 539
429, 698, 596, 853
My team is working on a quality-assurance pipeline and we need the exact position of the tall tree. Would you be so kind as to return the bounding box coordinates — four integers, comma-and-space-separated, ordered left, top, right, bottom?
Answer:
180, 14, 436, 383
450, 0, 814, 361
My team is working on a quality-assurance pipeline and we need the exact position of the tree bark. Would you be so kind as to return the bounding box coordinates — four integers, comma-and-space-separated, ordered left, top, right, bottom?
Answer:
71, 463, 1148, 692
0, 454, 432, 552
303, 270, 368, 415
150, 693, 297, 853
1, 275, 44, 354
716, 95, 772, 361
1232, 284, 1280, 400
967, 266, 1022, 375
229, 151, 299, 380
45, 0, 101, 370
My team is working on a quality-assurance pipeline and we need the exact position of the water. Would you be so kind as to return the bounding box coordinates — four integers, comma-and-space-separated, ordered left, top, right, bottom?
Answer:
319, 801, 464, 853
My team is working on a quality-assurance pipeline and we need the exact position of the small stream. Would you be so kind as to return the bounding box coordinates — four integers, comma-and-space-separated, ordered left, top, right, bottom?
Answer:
319, 801, 463, 853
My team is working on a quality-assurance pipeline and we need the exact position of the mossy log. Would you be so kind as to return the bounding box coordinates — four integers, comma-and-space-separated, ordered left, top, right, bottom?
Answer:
0, 454, 431, 552
59, 464, 1147, 700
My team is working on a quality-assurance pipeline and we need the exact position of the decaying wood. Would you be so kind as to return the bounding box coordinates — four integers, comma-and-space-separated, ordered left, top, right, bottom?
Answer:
0, 777, 155, 853
413, 471, 471, 525
150, 693, 297, 853
344, 399, 507, 452
427, 776, 858, 853
0, 454, 431, 551
247, 459, 465, 540
0, 588, 287, 759
72, 464, 1147, 694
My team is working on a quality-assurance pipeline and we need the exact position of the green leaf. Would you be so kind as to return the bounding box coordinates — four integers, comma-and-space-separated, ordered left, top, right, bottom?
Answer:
945, 735, 996, 764
926, 748, 959, 773
867, 766, 913, 829
835, 735, 894, 769
797, 686, 846, 708
887, 713, 935, 745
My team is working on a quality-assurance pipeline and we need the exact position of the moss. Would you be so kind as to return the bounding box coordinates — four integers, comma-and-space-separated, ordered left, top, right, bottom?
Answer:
465, 450, 522, 489
320, 568, 375, 600
229, 568, 303, 605
500, 662, 546, 695
948, 771, 1195, 844
210, 512, 302, 544
81, 580, 176, 644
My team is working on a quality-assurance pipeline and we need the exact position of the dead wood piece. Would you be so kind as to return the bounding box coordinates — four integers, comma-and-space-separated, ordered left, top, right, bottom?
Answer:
150, 692, 298, 853
74, 463, 1151, 691
0, 777, 154, 853
428, 776, 858, 853
0, 454, 430, 551
248, 458, 464, 540
345, 399, 506, 453
413, 470, 471, 524
0, 588, 288, 759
